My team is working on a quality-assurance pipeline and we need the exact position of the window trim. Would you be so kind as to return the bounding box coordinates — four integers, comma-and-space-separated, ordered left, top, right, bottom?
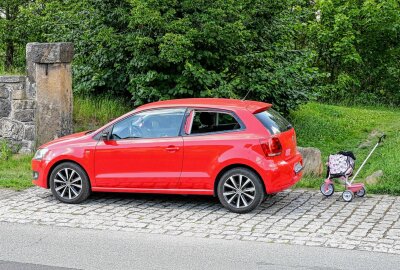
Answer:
183, 108, 246, 137
94, 107, 188, 141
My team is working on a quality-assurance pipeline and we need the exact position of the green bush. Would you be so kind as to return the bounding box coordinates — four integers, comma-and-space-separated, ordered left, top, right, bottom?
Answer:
16, 0, 321, 114
2, 0, 399, 108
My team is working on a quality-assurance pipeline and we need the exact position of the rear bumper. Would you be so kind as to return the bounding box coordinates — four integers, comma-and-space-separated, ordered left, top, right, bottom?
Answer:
265, 153, 303, 194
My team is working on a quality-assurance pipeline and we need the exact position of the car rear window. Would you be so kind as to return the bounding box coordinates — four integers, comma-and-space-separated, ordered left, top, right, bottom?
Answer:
255, 109, 292, 135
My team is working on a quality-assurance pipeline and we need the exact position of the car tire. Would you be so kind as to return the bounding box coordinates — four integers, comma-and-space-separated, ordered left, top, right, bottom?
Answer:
217, 168, 264, 213
49, 162, 91, 204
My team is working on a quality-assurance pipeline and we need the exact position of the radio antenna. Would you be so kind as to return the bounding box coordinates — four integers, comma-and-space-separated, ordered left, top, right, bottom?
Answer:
241, 88, 253, 101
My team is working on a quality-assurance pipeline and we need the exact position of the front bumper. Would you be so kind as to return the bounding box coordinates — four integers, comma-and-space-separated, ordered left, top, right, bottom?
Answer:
32, 159, 49, 188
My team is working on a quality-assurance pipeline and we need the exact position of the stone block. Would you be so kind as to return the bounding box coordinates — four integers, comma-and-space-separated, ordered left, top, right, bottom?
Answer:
24, 125, 35, 141
26, 80, 36, 99
0, 119, 25, 141
0, 84, 9, 98
27, 42, 74, 64
365, 170, 384, 185
14, 110, 34, 122
19, 140, 35, 154
12, 89, 27, 100
13, 100, 36, 110
0, 76, 26, 83
35, 62, 73, 145
298, 147, 323, 176
0, 99, 11, 117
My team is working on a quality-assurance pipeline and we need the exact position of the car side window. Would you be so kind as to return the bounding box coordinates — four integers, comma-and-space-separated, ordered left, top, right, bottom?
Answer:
111, 108, 186, 140
190, 110, 241, 134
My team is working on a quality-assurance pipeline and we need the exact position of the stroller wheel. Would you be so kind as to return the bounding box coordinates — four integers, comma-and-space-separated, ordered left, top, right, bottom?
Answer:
320, 183, 334, 197
342, 190, 354, 202
356, 187, 366, 197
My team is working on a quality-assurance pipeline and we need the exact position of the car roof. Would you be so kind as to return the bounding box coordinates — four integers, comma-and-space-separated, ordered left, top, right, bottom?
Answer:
136, 98, 272, 114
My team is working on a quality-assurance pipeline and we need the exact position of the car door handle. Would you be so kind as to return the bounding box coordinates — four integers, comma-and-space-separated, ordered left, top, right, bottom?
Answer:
166, 145, 180, 152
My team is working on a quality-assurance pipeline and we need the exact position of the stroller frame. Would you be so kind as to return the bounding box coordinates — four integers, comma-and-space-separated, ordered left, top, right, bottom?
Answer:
320, 134, 386, 202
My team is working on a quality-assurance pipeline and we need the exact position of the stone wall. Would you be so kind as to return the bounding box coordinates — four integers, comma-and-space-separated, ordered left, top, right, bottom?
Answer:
0, 76, 35, 153
0, 42, 74, 154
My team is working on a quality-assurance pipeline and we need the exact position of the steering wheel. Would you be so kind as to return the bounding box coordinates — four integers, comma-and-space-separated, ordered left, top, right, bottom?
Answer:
129, 125, 143, 138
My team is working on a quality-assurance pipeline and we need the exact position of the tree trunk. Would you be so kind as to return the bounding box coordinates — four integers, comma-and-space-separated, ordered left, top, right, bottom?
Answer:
5, 41, 15, 70
4, 5, 15, 71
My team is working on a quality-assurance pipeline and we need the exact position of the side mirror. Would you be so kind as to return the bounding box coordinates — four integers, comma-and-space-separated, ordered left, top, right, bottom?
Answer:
101, 132, 110, 140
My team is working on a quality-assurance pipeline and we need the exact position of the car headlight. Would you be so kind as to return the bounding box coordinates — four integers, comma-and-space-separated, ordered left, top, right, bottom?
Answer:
33, 148, 49, 160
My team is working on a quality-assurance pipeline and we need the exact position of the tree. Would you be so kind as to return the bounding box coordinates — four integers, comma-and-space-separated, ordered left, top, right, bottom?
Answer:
308, 0, 400, 104
21, 0, 321, 113
0, 0, 29, 70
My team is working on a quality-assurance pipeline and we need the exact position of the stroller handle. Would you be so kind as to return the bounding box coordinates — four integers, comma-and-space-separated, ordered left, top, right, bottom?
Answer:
378, 134, 386, 144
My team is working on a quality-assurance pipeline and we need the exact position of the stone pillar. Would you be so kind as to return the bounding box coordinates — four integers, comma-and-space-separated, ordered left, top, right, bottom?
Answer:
26, 43, 74, 147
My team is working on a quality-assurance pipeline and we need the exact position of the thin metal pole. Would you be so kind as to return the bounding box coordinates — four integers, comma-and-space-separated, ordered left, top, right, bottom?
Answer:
350, 142, 380, 184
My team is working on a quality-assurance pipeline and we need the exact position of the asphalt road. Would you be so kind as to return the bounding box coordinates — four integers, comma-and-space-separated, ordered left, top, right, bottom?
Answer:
0, 222, 398, 270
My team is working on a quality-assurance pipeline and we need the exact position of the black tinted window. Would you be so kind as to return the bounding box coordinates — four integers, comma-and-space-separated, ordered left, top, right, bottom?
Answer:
111, 108, 185, 139
190, 111, 241, 134
255, 109, 292, 135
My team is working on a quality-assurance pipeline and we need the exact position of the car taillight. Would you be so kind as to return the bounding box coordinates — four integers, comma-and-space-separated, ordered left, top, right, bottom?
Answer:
260, 137, 282, 157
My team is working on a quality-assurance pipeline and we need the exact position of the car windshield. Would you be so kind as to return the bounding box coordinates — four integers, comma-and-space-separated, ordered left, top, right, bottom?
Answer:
254, 109, 292, 135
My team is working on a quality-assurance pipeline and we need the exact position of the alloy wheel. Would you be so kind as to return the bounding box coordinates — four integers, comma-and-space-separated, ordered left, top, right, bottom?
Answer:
222, 174, 256, 209
53, 168, 83, 200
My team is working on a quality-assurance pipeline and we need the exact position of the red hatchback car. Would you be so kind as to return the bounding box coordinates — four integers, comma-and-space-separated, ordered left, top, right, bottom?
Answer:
32, 98, 303, 213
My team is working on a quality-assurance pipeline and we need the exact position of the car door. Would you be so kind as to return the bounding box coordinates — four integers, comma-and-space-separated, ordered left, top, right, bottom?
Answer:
94, 108, 186, 190
180, 109, 244, 191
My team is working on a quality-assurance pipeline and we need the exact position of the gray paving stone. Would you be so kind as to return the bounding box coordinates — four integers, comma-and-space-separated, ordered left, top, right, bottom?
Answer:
0, 187, 399, 254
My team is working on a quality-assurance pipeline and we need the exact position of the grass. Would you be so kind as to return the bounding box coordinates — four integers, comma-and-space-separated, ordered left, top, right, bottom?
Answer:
73, 95, 133, 132
0, 65, 24, 75
291, 102, 400, 195
0, 154, 33, 190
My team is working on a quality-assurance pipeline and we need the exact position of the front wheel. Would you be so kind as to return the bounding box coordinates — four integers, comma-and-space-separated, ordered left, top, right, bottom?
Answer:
49, 162, 91, 204
217, 168, 264, 214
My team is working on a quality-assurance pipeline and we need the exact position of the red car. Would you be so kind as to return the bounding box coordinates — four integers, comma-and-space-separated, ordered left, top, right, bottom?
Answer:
32, 98, 303, 213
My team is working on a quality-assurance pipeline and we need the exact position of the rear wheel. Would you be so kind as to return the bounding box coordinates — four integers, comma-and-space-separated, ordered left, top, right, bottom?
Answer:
49, 162, 91, 204
217, 168, 264, 213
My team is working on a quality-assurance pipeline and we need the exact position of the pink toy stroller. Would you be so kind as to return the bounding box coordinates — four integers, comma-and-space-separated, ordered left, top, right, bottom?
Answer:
320, 134, 386, 202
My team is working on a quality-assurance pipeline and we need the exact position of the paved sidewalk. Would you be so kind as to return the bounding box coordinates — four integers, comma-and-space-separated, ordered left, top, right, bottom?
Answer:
0, 188, 399, 254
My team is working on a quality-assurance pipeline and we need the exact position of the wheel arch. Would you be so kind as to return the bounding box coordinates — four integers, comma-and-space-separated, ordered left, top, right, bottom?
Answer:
47, 159, 91, 190
213, 163, 267, 196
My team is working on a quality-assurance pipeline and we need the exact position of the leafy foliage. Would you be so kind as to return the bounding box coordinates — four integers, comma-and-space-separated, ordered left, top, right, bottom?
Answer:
308, 0, 400, 105
1, 0, 399, 110
0, 0, 29, 71
4, 0, 320, 113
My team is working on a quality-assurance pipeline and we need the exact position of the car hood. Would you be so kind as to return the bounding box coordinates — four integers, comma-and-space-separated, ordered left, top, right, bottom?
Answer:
39, 131, 93, 149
